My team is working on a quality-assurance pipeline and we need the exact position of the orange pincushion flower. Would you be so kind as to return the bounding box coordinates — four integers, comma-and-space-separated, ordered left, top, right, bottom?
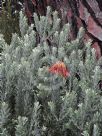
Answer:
48, 61, 70, 78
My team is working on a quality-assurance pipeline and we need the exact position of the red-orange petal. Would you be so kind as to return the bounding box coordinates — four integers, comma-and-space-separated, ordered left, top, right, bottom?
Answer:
48, 61, 70, 78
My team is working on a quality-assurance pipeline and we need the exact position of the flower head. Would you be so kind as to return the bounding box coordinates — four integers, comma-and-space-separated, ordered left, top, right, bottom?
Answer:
48, 61, 70, 78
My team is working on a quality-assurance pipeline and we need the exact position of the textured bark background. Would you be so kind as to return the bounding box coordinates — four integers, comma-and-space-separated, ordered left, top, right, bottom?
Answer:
24, 0, 102, 59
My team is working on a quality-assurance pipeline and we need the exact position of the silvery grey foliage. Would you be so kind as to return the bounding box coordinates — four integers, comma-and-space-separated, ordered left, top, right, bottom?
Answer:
0, 6, 102, 136
15, 116, 28, 136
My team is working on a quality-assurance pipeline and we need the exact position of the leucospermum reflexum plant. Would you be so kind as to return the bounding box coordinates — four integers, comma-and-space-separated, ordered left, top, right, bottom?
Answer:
0, 6, 102, 136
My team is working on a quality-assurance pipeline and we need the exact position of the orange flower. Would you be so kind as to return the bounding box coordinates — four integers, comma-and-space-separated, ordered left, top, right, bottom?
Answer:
48, 61, 70, 78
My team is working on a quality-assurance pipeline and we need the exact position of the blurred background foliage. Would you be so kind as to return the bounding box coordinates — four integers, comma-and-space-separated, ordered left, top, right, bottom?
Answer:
0, 0, 22, 44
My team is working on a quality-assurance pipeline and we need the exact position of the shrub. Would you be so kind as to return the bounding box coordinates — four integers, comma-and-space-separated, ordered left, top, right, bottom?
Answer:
0, 7, 102, 136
